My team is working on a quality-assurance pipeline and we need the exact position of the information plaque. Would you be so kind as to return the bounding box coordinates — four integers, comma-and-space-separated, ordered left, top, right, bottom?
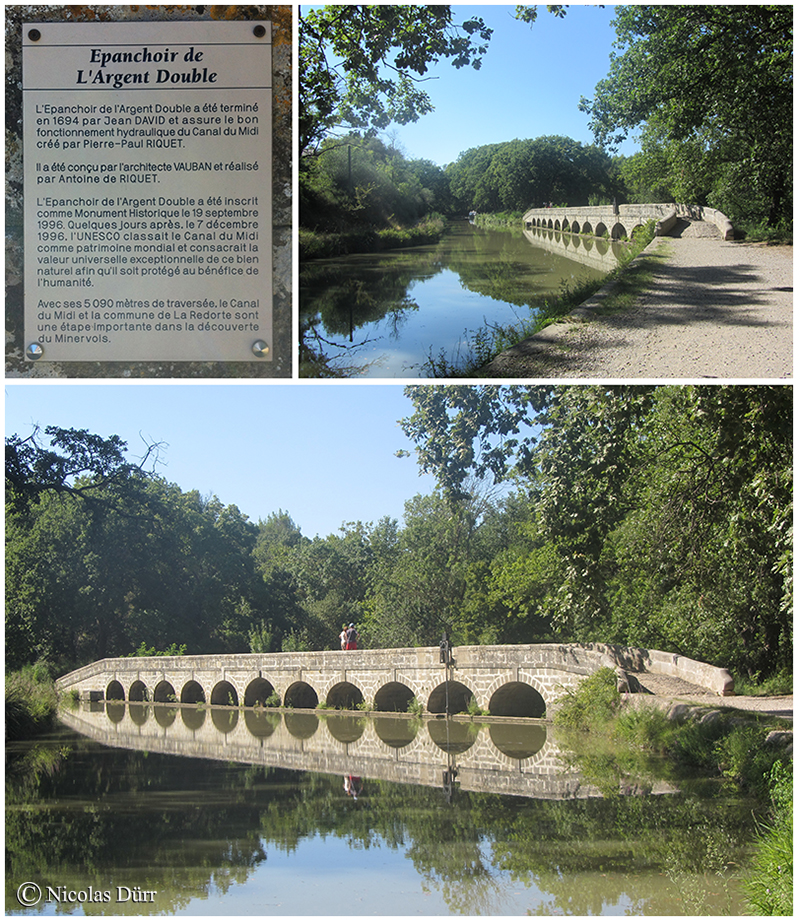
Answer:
23, 21, 272, 362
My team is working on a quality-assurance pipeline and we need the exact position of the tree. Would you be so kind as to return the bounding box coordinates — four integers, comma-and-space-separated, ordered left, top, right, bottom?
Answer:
6, 425, 163, 512
399, 385, 792, 676
580, 5, 793, 224
300, 5, 493, 154
300, 5, 572, 157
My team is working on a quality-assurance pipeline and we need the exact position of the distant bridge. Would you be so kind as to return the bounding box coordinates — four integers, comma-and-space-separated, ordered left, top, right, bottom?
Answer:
56, 643, 733, 718
522, 203, 734, 241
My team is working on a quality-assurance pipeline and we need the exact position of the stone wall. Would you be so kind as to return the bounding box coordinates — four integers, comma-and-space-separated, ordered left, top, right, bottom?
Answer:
6, 4, 292, 377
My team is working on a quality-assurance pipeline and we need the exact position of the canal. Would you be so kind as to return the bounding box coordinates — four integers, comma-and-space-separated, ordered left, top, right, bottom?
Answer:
300, 223, 626, 378
6, 703, 759, 915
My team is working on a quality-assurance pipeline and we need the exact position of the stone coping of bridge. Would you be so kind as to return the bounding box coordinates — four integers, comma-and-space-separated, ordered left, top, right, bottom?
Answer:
56, 643, 734, 697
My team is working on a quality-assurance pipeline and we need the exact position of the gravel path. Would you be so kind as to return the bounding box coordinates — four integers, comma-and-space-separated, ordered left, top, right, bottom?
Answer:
481, 231, 793, 379
624, 671, 793, 721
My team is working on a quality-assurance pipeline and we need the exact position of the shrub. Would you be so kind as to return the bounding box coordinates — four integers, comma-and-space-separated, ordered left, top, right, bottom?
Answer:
5, 664, 58, 740
554, 667, 621, 731
742, 761, 793, 914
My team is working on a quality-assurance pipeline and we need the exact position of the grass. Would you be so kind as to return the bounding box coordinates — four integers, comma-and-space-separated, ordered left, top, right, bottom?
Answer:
732, 668, 793, 697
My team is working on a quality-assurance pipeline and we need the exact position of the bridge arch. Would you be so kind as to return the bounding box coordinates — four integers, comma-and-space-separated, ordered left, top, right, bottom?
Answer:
210, 680, 238, 707
106, 679, 124, 700
284, 681, 318, 709
129, 680, 148, 701
244, 676, 277, 707
181, 680, 206, 704
487, 680, 547, 718
374, 681, 415, 712
427, 680, 474, 715
325, 681, 364, 710
153, 680, 176, 703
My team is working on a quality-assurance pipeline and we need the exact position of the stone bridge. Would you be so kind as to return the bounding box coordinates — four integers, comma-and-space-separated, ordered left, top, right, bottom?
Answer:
56, 643, 733, 718
522, 203, 734, 241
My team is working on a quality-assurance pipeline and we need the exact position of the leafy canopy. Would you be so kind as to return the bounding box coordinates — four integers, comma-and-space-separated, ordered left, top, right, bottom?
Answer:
300, 5, 569, 154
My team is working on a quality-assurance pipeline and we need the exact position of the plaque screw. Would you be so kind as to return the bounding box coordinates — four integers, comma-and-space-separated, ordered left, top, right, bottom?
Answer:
253, 25, 266, 38
252, 340, 269, 357
26, 343, 44, 360
28, 29, 41, 42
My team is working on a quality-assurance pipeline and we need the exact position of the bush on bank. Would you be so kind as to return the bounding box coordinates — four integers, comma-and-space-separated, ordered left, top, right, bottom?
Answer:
554, 670, 793, 913
6, 662, 59, 741
300, 216, 446, 261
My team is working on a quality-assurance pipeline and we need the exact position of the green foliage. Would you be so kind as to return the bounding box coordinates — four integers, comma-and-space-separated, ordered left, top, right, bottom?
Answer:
582, 5, 792, 225
742, 761, 793, 915
5, 665, 58, 740
400, 385, 792, 677
407, 696, 424, 716
447, 136, 624, 214
733, 669, 793, 697
553, 667, 621, 731
128, 641, 187, 658
300, 6, 493, 153
248, 620, 274, 654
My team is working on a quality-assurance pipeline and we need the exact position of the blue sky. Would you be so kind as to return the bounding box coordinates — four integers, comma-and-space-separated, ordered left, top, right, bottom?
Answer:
317, 4, 640, 166
4, 384, 442, 539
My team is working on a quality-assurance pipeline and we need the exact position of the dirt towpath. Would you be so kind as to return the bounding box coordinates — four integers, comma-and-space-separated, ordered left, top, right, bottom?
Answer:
480, 232, 792, 379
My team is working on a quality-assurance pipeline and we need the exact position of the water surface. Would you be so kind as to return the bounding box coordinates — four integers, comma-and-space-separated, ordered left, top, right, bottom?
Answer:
6, 704, 757, 916
300, 224, 622, 377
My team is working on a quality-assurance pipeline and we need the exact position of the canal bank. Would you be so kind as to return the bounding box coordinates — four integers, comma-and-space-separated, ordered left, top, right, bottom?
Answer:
479, 234, 792, 379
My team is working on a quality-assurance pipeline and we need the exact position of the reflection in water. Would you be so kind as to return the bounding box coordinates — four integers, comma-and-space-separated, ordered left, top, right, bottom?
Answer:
300, 223, 611, 377
6, 707, 755, 916
60, 702, 560, 799
490, 722, 548, 760
428, 717, 479, 754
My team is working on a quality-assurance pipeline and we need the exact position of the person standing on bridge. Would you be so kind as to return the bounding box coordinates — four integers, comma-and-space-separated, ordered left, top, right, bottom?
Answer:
339, 624, 347, 650
344, 623, 358, 650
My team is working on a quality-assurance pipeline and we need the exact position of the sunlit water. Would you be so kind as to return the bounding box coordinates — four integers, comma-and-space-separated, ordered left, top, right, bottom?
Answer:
300, 223, 623, 377
6, 704, 756, 916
